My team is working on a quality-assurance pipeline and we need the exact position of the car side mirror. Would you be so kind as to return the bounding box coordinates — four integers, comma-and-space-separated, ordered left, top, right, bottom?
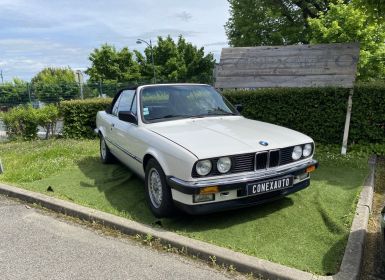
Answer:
106, 106, 112, 114
118, 111, 138, 125
235, 104, 243, 113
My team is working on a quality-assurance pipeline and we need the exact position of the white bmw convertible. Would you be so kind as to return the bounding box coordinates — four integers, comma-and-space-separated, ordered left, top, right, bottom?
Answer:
96, 84, 318, 217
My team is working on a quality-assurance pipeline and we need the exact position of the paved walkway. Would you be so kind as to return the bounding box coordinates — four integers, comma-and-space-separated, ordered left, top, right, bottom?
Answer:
0, 195, 245, 280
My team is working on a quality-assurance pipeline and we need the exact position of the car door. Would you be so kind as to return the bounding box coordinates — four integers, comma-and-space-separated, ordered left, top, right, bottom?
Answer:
110, 89, 142, 173
103, 93, 123, 156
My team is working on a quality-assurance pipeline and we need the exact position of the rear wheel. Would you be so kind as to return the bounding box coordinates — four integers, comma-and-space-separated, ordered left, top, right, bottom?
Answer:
145, 159, 175, 218
100, 135, 115, 164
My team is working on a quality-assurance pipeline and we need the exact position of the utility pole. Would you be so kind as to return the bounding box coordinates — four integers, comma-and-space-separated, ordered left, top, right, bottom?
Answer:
99, 80, 103, 97
75, 70, 84, 99
27, 82, 32, 103
0, 70, 3, 83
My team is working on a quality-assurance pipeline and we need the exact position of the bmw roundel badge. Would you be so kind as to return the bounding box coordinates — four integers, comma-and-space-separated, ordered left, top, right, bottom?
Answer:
259, 140, 269, 146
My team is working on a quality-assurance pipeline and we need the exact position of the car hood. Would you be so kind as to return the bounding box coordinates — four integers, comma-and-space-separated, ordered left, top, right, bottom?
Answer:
147, 116, 313, 159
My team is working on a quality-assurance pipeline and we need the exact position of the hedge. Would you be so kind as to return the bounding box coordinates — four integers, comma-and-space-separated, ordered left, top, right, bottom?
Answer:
350, 83, 385, 144
223, 82, 385, 144
60, 98, 112, 139
60, 83, 385, 144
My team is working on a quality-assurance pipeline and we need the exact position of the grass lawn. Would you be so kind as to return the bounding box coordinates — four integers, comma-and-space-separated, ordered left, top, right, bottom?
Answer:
0, 139, 369, 275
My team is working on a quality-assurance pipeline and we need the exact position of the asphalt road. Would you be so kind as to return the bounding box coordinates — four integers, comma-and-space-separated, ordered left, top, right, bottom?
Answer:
0, 195, 246, 280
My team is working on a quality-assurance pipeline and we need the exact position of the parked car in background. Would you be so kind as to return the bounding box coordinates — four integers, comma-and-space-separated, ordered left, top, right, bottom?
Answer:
95, 84, 318, 217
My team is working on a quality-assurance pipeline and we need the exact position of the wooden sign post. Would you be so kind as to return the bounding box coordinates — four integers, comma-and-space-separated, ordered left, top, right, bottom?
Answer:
341, 89, 354, 155
215, 43, 360, 155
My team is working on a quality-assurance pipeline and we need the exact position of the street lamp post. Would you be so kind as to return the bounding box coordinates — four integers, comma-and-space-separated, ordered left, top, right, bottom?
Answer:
136, 39, 156, 83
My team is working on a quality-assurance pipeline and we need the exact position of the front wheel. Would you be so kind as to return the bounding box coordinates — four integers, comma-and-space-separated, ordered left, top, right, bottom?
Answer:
145, 159, 175, 218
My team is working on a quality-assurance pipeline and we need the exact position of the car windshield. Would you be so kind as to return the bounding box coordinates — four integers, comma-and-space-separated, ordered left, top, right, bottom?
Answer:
140, 85, 238, 122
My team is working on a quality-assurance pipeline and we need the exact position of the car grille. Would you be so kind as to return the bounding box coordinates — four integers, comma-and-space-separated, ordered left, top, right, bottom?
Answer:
191, 144, 312, 178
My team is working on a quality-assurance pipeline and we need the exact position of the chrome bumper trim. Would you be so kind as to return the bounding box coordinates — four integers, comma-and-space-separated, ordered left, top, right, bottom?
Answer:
169, 159, 317, 188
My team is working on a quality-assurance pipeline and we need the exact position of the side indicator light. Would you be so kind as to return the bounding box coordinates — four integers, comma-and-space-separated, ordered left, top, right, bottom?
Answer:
199, 186, 219, 194
306, 165, 316, 173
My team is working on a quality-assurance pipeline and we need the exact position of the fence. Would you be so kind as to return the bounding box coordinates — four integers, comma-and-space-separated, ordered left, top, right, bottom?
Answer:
0, 80, 153, 140
0, 81, 156, 109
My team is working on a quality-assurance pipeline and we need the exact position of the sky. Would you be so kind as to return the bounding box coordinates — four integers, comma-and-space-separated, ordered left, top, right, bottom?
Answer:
0, 0, 230, 82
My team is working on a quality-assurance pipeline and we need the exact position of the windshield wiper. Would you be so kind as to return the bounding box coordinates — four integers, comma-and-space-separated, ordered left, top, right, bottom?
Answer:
147, 114, 188, 121
189, 112, 237, 119
208, 108, 237, 115
210, 111, 237, 115
194, 108, 237, 117
147, 110, 236, 121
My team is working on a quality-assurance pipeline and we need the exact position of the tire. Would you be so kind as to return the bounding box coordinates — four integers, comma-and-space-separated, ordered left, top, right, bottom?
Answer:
145, 159, 175, 218
99, 135, 115, 164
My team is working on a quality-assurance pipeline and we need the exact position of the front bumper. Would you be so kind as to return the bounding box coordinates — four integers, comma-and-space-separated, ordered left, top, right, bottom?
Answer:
167, 160, 318, 215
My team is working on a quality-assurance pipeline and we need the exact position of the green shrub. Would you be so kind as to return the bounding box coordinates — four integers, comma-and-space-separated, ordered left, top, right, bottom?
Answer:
223, 82, 385, 144
349, 143, 385, 156
36, 104, 60, 139
0, 104, 61, 140
0, 105, 39, 140
60, 98, 112, 139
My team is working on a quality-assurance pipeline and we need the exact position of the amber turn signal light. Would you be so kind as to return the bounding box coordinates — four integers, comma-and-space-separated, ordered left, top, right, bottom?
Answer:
306, 165, 316, 173
199, 186, 219, 194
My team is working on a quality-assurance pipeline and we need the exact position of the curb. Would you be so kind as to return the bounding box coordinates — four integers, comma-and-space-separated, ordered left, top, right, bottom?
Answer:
318, 155, 376, 280
0, 156, 376, 280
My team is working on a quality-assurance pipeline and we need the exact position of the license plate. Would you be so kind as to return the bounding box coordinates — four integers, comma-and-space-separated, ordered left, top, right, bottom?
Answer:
247, 176, 294, 196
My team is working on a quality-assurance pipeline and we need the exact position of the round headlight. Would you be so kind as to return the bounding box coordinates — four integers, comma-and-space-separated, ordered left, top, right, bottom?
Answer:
303, 144, 313, 157
217, 157, 232, 173
292, 146, 303, 160
196, 160, 212, 176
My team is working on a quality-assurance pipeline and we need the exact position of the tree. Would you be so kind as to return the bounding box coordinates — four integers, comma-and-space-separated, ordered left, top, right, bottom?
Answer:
138, 35, 215, 83
177, 36, 216, 83
86, 44, 141, 83
225, 0, 348, 46
36, 104, 60, 139
308, 1, 385, 80
31, 67, 79, 102
354, 0, 385, 17
0, 78, 29, 105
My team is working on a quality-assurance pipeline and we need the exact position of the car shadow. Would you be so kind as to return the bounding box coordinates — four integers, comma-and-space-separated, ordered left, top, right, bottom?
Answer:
320, 232, 350, 276
76, 156, 155, 223
76, 156, 295, 228
163, 197, 294, 232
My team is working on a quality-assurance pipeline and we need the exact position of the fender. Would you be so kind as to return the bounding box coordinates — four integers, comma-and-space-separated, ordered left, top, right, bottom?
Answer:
143, 148, 172, 176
